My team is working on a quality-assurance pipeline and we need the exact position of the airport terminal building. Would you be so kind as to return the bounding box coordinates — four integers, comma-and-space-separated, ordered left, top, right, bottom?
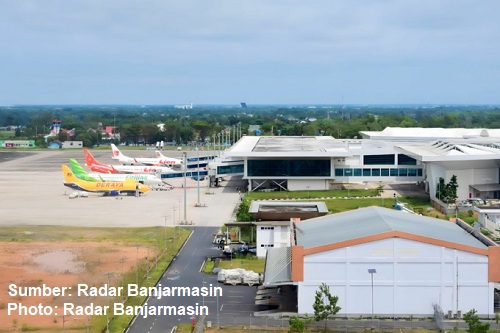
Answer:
219, 128, 500, 201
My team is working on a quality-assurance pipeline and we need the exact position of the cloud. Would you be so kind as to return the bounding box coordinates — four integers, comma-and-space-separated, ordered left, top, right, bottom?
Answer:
0, 0, 499, 104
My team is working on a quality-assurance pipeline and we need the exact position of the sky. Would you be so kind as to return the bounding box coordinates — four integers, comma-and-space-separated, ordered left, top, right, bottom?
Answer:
1, 0, 499, 105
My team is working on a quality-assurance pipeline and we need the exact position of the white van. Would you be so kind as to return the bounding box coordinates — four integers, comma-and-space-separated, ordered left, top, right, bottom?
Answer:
468, 198, 485, 205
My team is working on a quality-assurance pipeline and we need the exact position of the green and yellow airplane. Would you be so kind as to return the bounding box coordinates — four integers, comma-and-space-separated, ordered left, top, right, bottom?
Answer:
62, 164, 150, 196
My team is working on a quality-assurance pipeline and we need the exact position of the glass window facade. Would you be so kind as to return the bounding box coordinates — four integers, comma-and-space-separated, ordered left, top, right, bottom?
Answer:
248, 159, 331, 177
398, 154, 417, 165
217, 164, 244, 175
363, 154, 395, 165
334, 168, 423, 178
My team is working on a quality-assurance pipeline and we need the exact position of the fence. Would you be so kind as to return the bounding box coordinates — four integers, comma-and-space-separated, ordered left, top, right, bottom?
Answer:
200, 314, 440, 332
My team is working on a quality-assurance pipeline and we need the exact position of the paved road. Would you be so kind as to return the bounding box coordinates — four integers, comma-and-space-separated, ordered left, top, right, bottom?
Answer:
126, 226, 259, 333
0, 149, 258, 331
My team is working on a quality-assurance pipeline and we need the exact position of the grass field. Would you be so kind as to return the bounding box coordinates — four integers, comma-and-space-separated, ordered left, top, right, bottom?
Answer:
245, 188, 380, 200
0, 130, 15, 140
203, 256, 265, 274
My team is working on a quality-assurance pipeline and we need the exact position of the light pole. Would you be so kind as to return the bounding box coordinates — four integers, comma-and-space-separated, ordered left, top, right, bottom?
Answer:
368, 268, 377, 329
104, 272, 113, 333
172, 208, 176, 241
217, 288, 220, 328
196, 145, 201, 207
155, 226, 160, 267
132, 243, 141, 285
183, 151, 187, 223
217, 132, 221, 156
144, 232, 153, 278
306, 186, 310, 199
119, 257, 126, 302
164, 216, 168, 251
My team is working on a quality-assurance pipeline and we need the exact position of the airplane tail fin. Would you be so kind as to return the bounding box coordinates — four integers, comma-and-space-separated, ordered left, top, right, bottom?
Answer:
111, 143, 124, 159
62, 164, 79, 183
84, 149, 97, 167
84, 149, 116, 174
69, 158, 88, 175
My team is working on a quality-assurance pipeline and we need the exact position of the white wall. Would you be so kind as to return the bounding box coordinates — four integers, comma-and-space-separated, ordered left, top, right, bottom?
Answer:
288, 179, 329, 191
426, 163, 499, 201
445, 168, 499, 200
426, 164, 447, 200
297, 238, 492, 317
256, 225, 290, 258
477, 211, 500, 225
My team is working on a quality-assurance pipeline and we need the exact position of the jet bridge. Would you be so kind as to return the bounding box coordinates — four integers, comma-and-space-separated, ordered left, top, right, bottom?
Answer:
206, 159, 244, 187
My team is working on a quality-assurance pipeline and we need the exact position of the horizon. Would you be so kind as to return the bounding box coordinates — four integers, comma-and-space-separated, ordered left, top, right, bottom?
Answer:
2, 103, 500, 108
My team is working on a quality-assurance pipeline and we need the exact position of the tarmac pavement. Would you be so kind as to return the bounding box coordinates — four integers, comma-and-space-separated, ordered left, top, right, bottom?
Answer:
0, 149, 242, 228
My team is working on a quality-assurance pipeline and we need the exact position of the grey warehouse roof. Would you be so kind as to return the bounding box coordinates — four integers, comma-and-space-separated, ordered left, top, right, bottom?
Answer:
294, 206, 487, 250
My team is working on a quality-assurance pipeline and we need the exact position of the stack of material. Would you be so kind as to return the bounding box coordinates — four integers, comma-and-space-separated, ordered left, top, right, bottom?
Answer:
217, 268, 262, 286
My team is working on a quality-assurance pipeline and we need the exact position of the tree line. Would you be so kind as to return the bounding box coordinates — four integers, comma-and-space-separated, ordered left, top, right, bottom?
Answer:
1, 105, 499, 147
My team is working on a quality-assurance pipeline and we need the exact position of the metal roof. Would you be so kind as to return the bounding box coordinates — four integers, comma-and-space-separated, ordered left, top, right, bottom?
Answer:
263, 247, 292, 286
294, 206, 487, 250
225, 136, 411, 158
397, 140, 500, 162
226, 135, 500, 161
361, 127, 500, 140
249, 201, 329, 214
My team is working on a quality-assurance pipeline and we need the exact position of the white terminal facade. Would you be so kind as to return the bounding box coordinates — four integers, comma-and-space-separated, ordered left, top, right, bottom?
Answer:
222, 127, 500, 201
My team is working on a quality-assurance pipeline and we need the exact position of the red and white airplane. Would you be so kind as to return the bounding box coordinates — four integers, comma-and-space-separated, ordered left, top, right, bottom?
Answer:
111, 144, 183, 166
84, 149, 175, 175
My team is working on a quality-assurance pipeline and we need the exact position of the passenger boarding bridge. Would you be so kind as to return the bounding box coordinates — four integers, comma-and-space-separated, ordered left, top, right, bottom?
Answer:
158, 155, 244, 185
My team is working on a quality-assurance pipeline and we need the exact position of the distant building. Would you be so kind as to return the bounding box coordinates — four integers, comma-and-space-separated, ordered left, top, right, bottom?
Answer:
48, 140, 62, 149
175, 103, 193, 110
101, 126, 119, 141
62, 141, 83, 149
0, 140, 35, 148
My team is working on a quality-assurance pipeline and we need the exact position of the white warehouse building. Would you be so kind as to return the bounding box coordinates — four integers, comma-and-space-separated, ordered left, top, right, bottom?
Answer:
264, 207, 500, 318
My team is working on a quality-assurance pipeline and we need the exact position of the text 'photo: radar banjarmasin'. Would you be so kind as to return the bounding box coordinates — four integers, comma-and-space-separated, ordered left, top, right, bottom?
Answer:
7, 283, 223, 318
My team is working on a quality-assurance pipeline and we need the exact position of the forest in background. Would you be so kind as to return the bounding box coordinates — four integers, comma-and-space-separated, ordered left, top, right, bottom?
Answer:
1, 104, 499, 147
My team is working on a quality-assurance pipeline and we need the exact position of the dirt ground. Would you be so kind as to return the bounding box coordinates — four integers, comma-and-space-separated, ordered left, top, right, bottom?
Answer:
0, 240, 148, 332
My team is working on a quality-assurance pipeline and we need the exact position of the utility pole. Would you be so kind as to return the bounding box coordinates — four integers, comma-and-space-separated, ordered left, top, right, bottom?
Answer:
119, 257, 126, 302
132, 244, 140, 286
103, 272, 113, 333
183, 151, 187, 223
164, 216, 168, 251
